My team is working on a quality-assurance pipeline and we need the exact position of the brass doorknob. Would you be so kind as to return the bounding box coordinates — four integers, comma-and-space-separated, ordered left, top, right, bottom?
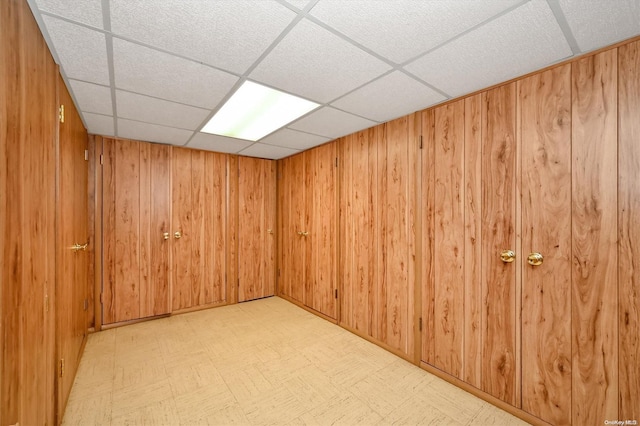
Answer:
163, 232, 170, 240
174, 231, 182, 239
267, 229, 273, 234
500, 250, 515, 263
527, 252, 544, 266
301, 231, 309, 237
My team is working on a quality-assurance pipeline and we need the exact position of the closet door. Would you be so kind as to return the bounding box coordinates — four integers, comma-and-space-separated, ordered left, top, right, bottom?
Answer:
519, 64, 572, 424
238, 156, 276, 302
304, 143, 338, 319
571, 48, 618, 426
171, 147, 227, 310
56, 75, 89, 418
480, 83, 518, 406
421, 100, 466, 378
619, 39, 640, 423
103, 138, 170, 323
277, 154, 306, 303
340, 129, 380, 337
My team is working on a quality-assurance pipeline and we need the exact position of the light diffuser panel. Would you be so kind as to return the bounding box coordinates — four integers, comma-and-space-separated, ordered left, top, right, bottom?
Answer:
201, 81, 320, 141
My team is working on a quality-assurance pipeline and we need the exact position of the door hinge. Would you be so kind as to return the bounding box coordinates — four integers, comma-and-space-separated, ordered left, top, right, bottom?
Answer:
84, 149, 89, 161
419, 317, 423, 331
334, 289, 338, 299
277, 268, 281, 277
99, 293, 104, 304
83, 298, 88, 311
45, 295, 49, 313
59, 359, 65, 377
419, 135, 423, 149
237, 278, 240, 288
100, 154, 104, 165
59, 105, 65, 123
335, 157, 338, 167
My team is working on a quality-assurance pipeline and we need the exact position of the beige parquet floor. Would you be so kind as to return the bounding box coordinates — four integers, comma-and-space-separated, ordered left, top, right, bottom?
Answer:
62, 296, 529, 425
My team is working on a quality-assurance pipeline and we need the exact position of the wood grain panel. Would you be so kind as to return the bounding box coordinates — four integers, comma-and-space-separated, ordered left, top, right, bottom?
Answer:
572, 49, 619, 425
421, 110, 436, 365
303, 150, 314, 309
149, 144, 171, 315
227, 155, 239, 304
463, 94, 482, 388
102, 138, 117, 324
1, 0, 58, 422
204, 151, 227, 305
433, 100, 465, 378
277, 157, 291, 298
338, 135, 354, 329
290, 153, 306, 303
172, 147, 193, 310
519, 64, 572, 424
57, 74, 90, 422
480, 83, 517, 406
308, 142, 338, 319
618, 40, 640, 421
379, 116, 415, 356
341, 129, 379, 335
190, 150, 206, 306
238, 157, 276, 302
114, 139, 141, 321
139, 143, 152, 317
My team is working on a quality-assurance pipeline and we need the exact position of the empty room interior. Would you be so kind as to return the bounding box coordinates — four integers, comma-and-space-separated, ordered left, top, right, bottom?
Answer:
2, 0, 640, 425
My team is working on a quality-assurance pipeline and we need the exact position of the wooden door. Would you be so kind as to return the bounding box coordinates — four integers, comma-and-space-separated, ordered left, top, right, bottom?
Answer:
571, 49, 619, 426
171, 147, 227, 310
519, 64, 572, 424
238, 156, 276, 302
340, 129, 380, 337
480, 83, 518, 406
103, 138, 170, 323
56, 75, 89, 420
618, 39, 640, 423
422, 100, 466, 378
277, 154, 306, 303
304, 143, 338, 319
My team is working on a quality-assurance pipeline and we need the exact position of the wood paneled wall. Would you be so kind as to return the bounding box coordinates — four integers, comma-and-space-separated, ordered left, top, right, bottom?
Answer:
1, 0, 58, 424
339, 115, 418, 358
618, 39, 640, 422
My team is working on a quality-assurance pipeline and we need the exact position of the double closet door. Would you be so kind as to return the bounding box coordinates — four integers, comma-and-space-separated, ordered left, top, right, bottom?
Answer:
101, 139, 275, 325
278, 142, 338, 320
422, 49, 623, 425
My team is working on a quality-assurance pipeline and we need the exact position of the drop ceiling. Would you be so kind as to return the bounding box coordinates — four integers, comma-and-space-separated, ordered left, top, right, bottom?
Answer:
27, 0, 640, 160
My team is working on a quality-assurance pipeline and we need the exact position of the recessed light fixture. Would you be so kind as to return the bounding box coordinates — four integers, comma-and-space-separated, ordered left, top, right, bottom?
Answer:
201, 80, 320, 141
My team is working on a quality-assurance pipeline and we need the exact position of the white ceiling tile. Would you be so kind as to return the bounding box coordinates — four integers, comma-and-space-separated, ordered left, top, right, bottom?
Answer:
34, 0, 103, 28
260, 128, 331, 150
110, 0, 295, 74
117, 119, 192, 145
239, 143, 300, 160
83, 113, 114, 136
42, 16, 109, 85
68, 80, 112, 115
113, 39, 239, 109
405, 0, 572, 98
250, 19, 392, 103
115, 90, 210, 130
310, 0, 520, 64
331, 71, 446, 122
559, 0, 640, 52
187, 133, 253, 154
289, 107, 377, 139
283, 0, 313, 10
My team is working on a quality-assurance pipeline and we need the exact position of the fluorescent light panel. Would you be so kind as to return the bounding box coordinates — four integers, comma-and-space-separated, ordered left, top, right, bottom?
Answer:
201, 80, 320, 141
